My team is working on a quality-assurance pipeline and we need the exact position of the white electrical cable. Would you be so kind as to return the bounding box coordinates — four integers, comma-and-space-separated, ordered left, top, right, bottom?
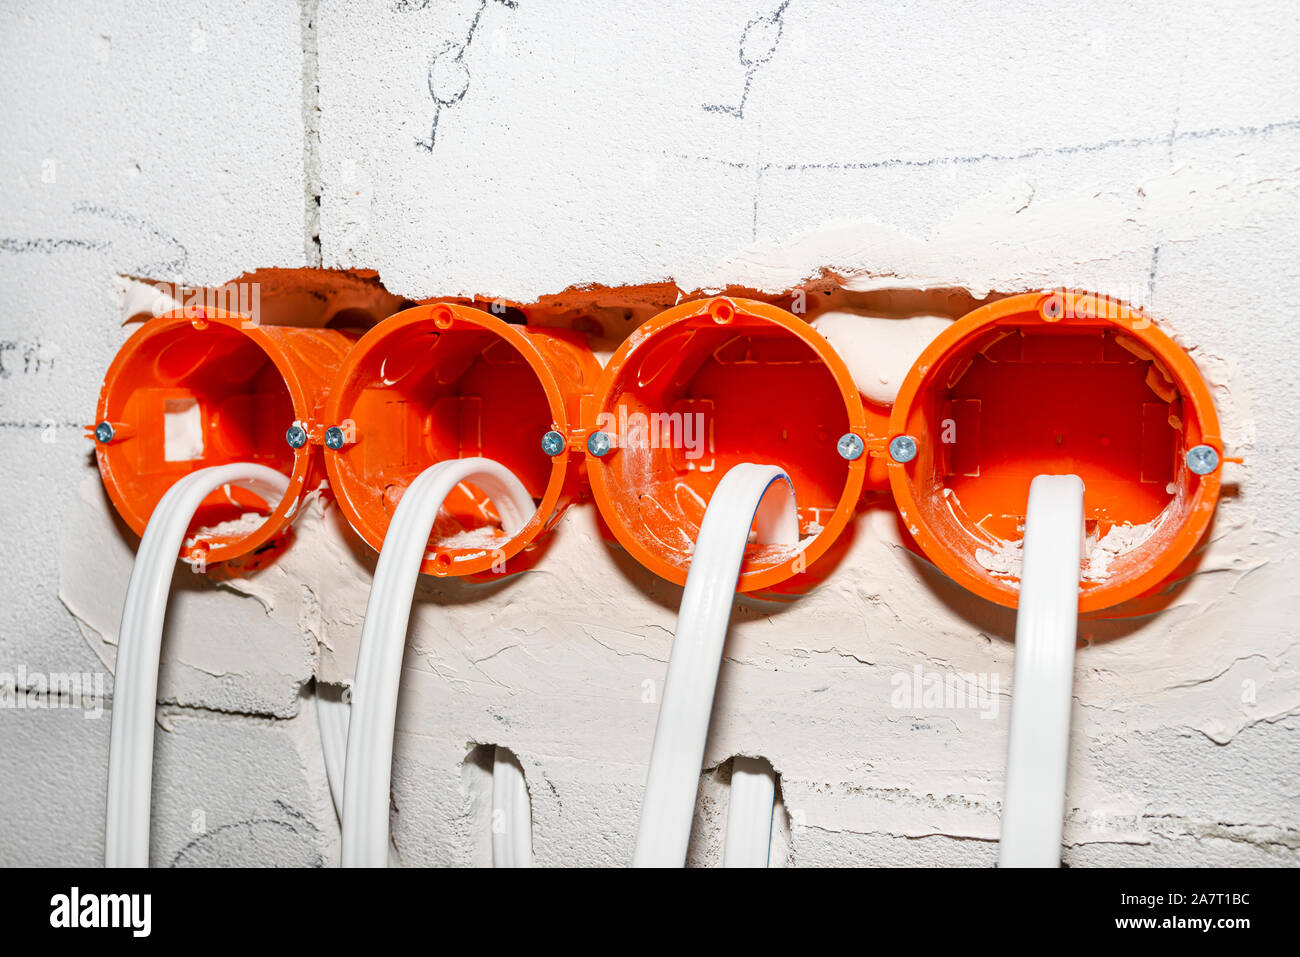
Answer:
341, 458, 536, 868
723, 756, 776, 867
998, 474, 1086, 868
315, 687, 351, 822
318, 688, 410, 866
105, 463, 290, 868
491, 746, 533, 867
632, 463, 797, 868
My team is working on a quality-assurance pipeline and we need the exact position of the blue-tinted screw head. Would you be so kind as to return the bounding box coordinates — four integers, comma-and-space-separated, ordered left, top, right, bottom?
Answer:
285, 425, 308, 449
542, 430, 565, 456
324, 426, 346, 450
1186, 444, 1219, 475
889, 434, 918, 463
94, 421, 115, 444
587, 431, 612, 457
837, 433, 864, 461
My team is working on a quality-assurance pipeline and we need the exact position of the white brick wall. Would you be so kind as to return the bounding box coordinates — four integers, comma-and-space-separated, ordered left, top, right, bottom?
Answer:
1, 0, 1296, 866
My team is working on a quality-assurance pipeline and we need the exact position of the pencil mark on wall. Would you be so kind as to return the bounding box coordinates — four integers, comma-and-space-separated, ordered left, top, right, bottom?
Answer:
0, 419, 83, 431
0, 237, 111, 255
542, 772, 561, 809
412, 0, 519, 152
669, 115, 1300, 174
0, 339, 57, 379
169, 800, 322, 867
73, 201, 189, 276
703, 1, 791, 119
1, 203, 186, 278
1147, 244, 1161, 304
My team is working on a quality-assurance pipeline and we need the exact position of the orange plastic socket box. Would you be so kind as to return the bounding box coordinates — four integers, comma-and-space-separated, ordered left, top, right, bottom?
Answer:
91, 290, 1227, 612
91, 309, 354, 565
887, 290, 1226, 613
584, 297, 868, 593
322, 302, 600, 579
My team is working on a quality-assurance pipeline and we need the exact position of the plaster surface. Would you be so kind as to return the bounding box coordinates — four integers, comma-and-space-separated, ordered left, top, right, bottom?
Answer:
1, 0, 1297, 865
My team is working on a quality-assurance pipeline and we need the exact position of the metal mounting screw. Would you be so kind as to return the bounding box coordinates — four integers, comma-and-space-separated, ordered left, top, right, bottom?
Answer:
324, 426, 346, 450
541, 430, 565, 456
889, 434, 918, 464
587, 431, 612, 457
1186, 444, 1219, 475
837, 433, 864, 461
94, 421, 115, 444
285, 425, 308, 449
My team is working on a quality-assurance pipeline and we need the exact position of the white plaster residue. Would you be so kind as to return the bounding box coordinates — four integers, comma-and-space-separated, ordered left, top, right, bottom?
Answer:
116, 275, 183, 324
810, 311, 954, 405
57, 477, 316, 717
975, 537, 1023, 579
971, 513, 1165, 584
206, 488, 374, 679
1082, 519, 1162, 583
429, 526, 509, 550
186, 510, 266, 544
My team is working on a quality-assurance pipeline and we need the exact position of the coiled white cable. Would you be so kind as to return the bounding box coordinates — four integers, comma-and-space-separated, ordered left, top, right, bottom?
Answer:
341, 458, 535, 867
105, 463, 290, 868
632, 463, 797, 868
998, 474, 1085, 868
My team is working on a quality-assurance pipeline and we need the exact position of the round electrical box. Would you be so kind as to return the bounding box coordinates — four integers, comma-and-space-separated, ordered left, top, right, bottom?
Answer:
586, 297, 867, 592
888, 291, 1224, 612
323, 302, 600, 578
93, 309, 354, 565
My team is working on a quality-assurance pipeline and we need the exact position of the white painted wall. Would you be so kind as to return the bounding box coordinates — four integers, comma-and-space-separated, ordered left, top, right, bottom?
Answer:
1, 0, 1297, 866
